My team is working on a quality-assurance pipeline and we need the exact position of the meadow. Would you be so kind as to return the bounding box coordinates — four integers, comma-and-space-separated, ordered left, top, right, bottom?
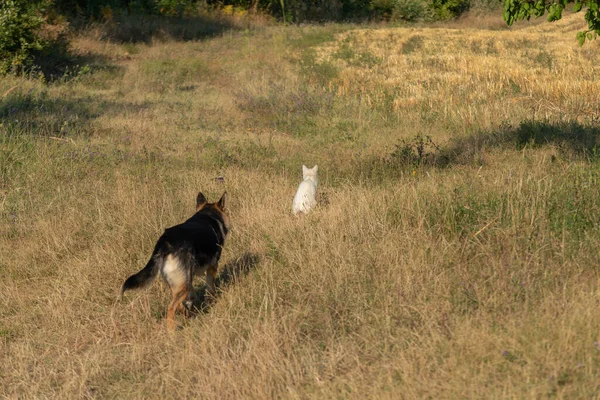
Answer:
1, 11, 600, 398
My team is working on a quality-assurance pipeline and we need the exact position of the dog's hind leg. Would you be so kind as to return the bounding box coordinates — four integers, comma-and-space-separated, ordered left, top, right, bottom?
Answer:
167, 284, 190, 330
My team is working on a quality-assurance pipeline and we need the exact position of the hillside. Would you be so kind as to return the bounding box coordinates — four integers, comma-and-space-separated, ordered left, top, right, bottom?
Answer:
1, 13, 600, 398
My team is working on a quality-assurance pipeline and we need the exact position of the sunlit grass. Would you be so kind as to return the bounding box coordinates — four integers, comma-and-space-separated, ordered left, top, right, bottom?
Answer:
1, 12, 600, 398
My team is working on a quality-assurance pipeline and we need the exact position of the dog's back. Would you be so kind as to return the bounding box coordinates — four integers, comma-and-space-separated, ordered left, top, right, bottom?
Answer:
121, 192, 229, 329
160, 209, 228, 271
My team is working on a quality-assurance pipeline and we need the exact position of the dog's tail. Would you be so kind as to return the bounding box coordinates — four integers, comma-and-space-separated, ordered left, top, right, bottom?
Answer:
121, 254, 162, 297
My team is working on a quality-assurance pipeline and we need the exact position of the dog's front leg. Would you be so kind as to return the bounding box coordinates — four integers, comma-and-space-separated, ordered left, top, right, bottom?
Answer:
206, 266, 217, 298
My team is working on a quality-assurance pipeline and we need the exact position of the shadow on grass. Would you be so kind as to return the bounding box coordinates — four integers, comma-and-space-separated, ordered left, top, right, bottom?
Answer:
366, 120, 600, 176
91, 14, 238, 44
440, 120, 600, 165
188, 252, 261, 314
23, 28, 120, 82
20, 12, 233, 80
0, 86, 142, 137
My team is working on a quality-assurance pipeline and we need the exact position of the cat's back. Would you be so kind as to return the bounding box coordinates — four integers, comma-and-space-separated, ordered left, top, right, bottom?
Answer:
293, 179, 317, 214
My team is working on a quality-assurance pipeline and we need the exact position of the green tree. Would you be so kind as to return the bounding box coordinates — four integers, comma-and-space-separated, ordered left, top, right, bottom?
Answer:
503, 0, 600, 44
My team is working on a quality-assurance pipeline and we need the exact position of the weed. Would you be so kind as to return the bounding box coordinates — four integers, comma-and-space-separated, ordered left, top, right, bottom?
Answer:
299, 49, 339, 84
402, 34, 424, 54
534, 50, 554, 70
122, 43, 140, 55
387, 134, 443, 167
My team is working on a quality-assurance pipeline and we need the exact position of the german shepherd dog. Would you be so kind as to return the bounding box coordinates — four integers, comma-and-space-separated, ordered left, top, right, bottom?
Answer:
121, 192, 229, 330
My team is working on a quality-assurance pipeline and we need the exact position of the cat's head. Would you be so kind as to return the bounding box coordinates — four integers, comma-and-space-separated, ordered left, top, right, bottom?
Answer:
302, 165, 318, 180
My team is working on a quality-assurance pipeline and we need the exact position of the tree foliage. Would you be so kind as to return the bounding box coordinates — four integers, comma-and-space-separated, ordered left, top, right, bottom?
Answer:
503, 0, 600, 44
48, 0, 474, 21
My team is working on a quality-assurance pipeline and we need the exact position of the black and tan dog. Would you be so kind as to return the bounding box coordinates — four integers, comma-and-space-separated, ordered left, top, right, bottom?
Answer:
121, 192, 229, 329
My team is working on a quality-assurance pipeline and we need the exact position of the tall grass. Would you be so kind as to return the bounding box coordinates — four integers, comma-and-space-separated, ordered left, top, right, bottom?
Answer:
1, 12, 600, 398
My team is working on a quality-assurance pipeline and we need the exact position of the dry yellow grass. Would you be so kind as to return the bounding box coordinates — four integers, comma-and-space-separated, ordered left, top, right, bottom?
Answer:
1, 13, 600, 398
315, 13, 598, 139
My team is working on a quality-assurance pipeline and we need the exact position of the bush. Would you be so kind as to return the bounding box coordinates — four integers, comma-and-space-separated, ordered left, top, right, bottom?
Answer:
0, 0, 51, 74
371, 0, 465, 22
0, 0, 72, 78
469, 0, 501, 13
431, 0, 470, 19
392, 0, 433, 21
370, 0, 397, 19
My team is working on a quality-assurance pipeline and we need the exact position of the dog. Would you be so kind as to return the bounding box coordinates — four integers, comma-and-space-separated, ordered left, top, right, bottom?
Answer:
292, 165, 318, 215
121, 192, 229, 330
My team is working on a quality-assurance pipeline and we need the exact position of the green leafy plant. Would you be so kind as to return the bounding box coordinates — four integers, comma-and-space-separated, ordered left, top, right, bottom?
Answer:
503, 0, 600, 45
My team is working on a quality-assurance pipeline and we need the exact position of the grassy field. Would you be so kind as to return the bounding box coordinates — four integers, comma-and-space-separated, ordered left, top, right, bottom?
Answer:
2, 11, 600, 398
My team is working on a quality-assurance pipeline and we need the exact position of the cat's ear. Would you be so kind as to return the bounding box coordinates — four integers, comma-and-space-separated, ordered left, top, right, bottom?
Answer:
302, 165, 308, 174
312, 165, 318, 173
196, 192, 207, 211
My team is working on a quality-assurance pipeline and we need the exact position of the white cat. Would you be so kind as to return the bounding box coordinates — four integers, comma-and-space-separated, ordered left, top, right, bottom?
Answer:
292, 165, 318, 215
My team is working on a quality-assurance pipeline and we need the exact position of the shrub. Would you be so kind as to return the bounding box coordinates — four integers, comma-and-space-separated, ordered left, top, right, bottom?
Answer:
0, 0, 51, 74
0, 0, 72, 79
469, 0, 501, 13
370, 0, 396, 19
431, 0, 470, 20
392, 0, 433, 21
371, 0, 461, 22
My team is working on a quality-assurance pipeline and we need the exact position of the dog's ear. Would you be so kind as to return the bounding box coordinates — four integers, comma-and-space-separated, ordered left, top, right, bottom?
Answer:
196, 192, 207, 210
217, 192, 227, 210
